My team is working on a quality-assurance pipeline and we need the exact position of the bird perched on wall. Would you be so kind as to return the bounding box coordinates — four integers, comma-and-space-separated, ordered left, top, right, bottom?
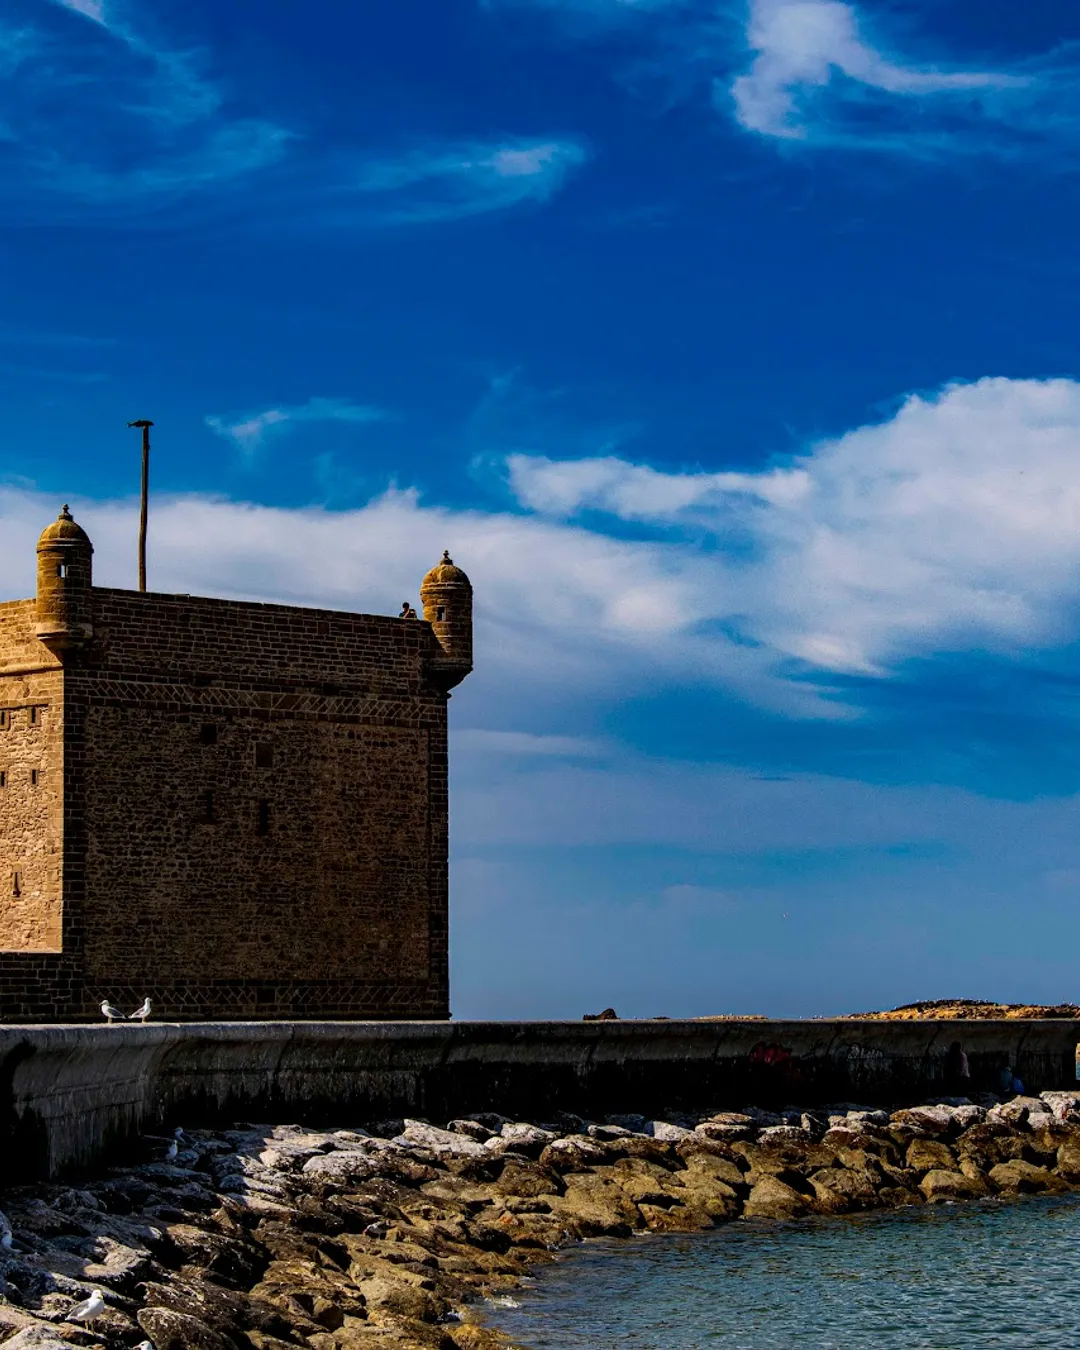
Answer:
68, 1289, 106, 1322
100, 1000, 125, 1023
0, 1209, 12, 1250
130, 998, 152, 1022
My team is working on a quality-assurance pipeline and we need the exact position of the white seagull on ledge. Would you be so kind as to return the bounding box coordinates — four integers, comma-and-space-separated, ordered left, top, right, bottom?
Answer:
130, 998, 152, 1022
99, 1000, 125, 1023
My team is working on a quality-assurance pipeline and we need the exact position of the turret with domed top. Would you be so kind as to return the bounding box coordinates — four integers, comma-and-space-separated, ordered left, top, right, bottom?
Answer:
420, 549, 473, 691
35, 505, 93, 657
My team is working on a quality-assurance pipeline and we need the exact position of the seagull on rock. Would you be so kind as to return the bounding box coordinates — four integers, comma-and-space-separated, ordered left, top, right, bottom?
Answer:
129, 998, 152, 1022
363, 1220, 389, 1238
0, 1209, 12, 1249
68, 1289, 106, 1322
100, 1000, 125, 1024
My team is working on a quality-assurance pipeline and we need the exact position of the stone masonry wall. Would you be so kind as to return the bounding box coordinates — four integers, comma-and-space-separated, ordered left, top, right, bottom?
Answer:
0, 589, 453, 1020
0, 602, 64, 952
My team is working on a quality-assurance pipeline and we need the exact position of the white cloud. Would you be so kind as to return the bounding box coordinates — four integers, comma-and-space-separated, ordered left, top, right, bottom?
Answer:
504, 377, 1080, 677
729, 0, 1020, 143
10, 375, 1080, 712
205, 397, 385, 459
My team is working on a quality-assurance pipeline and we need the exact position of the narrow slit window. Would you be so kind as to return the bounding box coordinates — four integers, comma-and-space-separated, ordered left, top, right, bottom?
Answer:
256, 800, 270, 836
12, 872, 20, 897
254, 743, 273, 769
30, 769, 38, 787
436, 606, 446, 622
56, 564, 68, 579
199, 723, 218, 746
0, 712, 8, 730
203, 790, 215, 823
0, 772, 6, 788
29, 706, 37, 725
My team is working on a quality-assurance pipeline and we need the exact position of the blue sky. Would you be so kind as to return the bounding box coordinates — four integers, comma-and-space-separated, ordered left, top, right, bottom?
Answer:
4, 0, 1080, 1017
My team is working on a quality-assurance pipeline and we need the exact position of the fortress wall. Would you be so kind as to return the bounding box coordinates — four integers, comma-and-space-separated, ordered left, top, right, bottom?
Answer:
89, 589, 433, 692
1, 1018, 1078, 1180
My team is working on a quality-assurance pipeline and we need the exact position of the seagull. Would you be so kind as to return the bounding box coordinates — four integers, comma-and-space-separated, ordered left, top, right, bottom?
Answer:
68, 1289, 106, 1322
136, 1343, 154, 1350
363, 1220, 389, 1238
0, 1209, 12, 1249
100, 1000, 125, 1023
129, 998, 152, 1022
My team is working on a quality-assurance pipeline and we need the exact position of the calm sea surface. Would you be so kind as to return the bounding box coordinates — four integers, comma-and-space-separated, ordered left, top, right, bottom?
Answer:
480, 1196, 1080, 1349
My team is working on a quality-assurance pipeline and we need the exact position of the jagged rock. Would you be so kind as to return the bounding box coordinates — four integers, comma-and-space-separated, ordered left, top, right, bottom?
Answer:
538, 1136, 609, 1172
546, 1173, 642, 1237
694, 1122, 755, 1142
758, 1126, 811, 1146
490, 1161, 564, 1199
1041, 1092, 1080, 1120
446, 1120, 493, 1142
301, 1152, 376, 1183
742, 1176, 810, 1220
906, 1139, 957, 1172
496, 1124, 557, 1157
807, 1167, 879, 1214
989, 1160, 1068, 1194
1056, 1133, 1080, 1181
920, 1169, 988, 1202
138, 1305, 240, 1349
2, 1328, 77, 1349
394, 1122, 488, 1158
890, 1106, 956, 1136
645, 1121, 691, 1142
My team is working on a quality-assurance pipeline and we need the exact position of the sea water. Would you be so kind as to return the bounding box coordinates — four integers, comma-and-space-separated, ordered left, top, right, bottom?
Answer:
481, 1195, 1080, 1349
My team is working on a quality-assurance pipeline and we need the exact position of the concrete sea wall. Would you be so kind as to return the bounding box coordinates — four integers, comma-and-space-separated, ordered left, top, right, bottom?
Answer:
3, 1018, 1079, 1180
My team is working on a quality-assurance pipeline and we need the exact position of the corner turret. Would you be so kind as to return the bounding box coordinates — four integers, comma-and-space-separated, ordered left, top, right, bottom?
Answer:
420, 550, 473, 691
35, 505, 93, 657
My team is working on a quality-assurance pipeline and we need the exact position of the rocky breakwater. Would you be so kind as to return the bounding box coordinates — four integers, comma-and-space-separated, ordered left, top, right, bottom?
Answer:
1, 1093, 1080, 1349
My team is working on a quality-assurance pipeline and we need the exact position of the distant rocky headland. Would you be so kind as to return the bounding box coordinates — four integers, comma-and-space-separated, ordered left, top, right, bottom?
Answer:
3, 1090, 1080, 1349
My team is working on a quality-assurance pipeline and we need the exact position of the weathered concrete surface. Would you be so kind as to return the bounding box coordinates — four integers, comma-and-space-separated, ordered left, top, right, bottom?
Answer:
2, 1018, 1079, 1179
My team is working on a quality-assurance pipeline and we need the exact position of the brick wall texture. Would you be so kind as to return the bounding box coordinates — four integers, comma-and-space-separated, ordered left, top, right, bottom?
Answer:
0, 586, 466, 1021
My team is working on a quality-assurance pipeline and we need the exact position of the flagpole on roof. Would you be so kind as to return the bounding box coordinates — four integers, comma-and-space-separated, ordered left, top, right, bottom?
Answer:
127, 419, 154, 592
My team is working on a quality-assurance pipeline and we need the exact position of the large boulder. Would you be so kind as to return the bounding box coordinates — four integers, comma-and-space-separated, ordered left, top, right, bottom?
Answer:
742, 1176, 810, 1221
538, 1136, 609, 1173
393, 1122, 488, 1158
919, 1169, 988, 1202
808, 1168, 879, 1214
138, 1307, 240, 1350
988, 1160, 1068, 1194
906, 1139, 957, 1173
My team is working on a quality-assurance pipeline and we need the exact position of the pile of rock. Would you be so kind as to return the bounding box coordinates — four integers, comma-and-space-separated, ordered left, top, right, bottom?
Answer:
0, 1092, 1078, 1349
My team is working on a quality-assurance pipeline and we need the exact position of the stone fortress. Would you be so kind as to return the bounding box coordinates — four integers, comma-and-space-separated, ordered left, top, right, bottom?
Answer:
0, 507, 472, 1021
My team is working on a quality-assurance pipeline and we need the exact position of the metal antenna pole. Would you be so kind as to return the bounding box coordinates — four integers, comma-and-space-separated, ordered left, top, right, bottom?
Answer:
128, 420, 154, 592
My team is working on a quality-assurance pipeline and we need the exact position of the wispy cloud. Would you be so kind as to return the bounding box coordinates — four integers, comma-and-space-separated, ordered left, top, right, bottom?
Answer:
3, 4, 586, 226
727, 0, 1033, 153
53, 0, 106, 23
336, 139, 589, 226
205, 397, 385, 460
495, 0, 1080, 161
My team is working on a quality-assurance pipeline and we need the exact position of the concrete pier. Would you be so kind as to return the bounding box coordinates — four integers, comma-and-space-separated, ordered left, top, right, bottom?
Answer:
3, 1018, 1078, 1180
